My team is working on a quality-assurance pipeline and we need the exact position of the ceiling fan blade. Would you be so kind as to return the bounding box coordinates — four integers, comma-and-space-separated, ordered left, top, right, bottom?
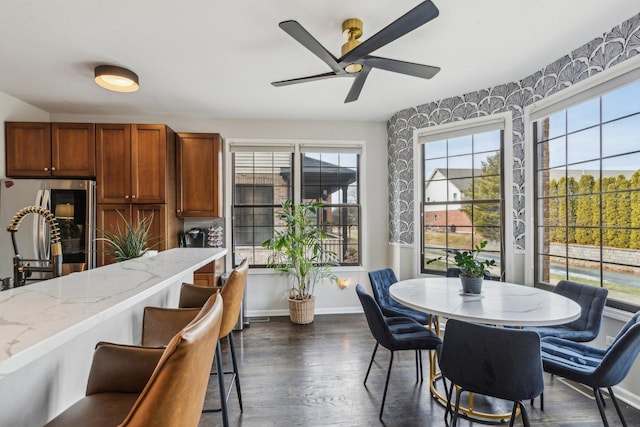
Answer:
363, 55, 440, 79
279, 20, 343, 73
339, 1, 439, 64
271, 71, 341, 87
344, 66, 371, 103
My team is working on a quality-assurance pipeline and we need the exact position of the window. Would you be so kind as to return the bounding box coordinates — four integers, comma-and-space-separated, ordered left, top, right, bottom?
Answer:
231, 143, 361, 267
302, 152, 360, 265
232, 151, 292, 265
420, 123, 504, 277
534, 79, 640, 309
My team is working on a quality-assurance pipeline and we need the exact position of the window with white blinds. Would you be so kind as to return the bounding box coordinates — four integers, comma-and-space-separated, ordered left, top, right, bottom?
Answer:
230, 141, 362, 267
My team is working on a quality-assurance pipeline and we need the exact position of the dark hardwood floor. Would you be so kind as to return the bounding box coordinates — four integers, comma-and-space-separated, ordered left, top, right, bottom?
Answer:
200, 314, 640, 426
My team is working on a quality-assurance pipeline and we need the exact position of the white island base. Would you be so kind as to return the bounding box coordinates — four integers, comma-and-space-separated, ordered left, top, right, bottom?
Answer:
0, 248, 227, 426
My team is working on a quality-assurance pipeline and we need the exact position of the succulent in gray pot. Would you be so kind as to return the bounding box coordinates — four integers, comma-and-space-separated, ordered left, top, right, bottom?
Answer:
452, 240, 496, 294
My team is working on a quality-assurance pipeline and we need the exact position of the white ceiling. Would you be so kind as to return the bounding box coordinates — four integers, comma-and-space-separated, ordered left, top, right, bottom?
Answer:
0, 1, 638, 123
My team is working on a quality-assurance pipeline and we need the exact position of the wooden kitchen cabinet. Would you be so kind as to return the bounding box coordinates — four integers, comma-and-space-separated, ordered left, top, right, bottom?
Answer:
5, 122, 95, 178
96, 203, 180, 267
176, 133, 222, 217
95, 124, 130, 204
96, 124, 175, 204
193, 256, 226, 287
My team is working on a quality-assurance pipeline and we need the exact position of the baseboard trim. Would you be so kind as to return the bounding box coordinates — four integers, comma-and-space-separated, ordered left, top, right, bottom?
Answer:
247, 307, 363, 318
613, 384, 640, 411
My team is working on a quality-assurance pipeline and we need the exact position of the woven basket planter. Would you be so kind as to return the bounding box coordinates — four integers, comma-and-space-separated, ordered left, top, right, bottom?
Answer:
288, 296, 315, 324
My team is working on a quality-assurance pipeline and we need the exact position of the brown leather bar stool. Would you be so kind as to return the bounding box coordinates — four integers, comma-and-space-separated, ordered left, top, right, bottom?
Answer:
45, 294, 223, 427
179, 259, 248, 427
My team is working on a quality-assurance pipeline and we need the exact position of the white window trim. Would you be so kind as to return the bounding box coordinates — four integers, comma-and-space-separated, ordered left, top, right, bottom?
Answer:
412, 112, 514, 280
523, 54, 640, 286
224, 137, 367, 271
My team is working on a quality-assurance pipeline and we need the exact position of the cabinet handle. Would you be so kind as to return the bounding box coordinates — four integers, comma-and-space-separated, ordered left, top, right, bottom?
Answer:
125, 195, 129, 199
51, 167, 56, 171
132, 195, 136, 199
44, 167, 48, 171
177, 210, 181, 213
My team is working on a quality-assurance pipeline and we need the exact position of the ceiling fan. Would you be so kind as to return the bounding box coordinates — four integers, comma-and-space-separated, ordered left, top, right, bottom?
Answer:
271, 1, 441, 103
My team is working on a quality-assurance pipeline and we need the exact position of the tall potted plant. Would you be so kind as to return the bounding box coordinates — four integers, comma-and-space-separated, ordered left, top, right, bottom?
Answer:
262, 199, 338, 324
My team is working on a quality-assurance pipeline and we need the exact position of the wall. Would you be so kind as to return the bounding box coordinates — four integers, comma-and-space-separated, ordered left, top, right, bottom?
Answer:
49, 113, 389, 316
0, 92, 50, 179
386, 12, 640, 407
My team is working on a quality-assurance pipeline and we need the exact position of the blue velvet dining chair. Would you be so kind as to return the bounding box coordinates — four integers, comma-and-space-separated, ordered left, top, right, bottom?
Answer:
523, 280, 608, 342
368, 268, 433, 326
540, 311, 640, 427
438, 319, 544, 427
355, 284, 442, 420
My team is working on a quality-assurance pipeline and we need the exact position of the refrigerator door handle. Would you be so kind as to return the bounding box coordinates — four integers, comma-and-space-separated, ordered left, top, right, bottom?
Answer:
87, 182, 96, 270
33, 189, 44, 260
41, 189, 51, 261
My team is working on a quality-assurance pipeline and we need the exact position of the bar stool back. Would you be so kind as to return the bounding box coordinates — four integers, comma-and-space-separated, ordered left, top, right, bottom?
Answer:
45, 295, 223, 427
179, 259, 249, 427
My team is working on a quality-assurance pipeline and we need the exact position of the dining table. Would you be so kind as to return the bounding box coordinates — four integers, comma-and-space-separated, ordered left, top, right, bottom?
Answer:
389, 277, 582, 423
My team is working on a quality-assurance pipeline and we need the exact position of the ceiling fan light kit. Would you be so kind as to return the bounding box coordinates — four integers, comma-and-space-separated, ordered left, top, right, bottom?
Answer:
272, 1, 440, 103
94, 65, 139, 93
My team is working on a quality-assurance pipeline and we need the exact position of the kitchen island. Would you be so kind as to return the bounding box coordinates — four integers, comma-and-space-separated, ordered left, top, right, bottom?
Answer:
0, 247, 227, 426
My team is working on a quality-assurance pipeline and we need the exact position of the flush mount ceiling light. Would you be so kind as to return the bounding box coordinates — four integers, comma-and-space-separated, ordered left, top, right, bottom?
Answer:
94, 65, 139, 93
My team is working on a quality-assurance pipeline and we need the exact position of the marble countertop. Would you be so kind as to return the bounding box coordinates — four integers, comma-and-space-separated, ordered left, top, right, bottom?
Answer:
0, 247, 226, 376
390, 277, 582, 327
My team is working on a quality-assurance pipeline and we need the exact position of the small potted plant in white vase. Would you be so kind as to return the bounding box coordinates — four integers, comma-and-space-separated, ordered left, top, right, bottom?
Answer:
452, 240, 496, 294
262, 199, 338, 324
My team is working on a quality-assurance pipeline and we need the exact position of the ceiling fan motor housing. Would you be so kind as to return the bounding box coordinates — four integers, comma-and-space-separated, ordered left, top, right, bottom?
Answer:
342, 18, 363, 72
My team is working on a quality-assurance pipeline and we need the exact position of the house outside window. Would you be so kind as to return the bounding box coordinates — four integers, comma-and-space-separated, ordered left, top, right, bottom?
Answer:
534, 79, 640, 310
231, 143, 361, 267
420, 122, 504, 277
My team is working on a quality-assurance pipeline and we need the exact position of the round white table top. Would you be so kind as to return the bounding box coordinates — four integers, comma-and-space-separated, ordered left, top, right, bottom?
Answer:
390, 277, 582, 327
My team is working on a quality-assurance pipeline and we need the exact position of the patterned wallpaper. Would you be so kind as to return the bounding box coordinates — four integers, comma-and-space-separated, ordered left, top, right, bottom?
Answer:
387, 13, 640, 249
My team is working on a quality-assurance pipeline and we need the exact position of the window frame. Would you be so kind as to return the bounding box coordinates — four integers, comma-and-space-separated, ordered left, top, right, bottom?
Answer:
415, 117, 507, 279
228, 140, 364, 269
532, 80, 640, 312
230, 150, 294, 267
526, 60, 640, 312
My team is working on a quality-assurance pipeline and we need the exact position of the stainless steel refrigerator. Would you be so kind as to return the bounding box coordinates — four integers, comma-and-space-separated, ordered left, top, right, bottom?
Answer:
0, 179, 96, 284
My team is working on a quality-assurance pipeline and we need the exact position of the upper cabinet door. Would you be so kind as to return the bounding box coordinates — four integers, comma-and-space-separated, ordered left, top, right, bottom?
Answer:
5, 122, 52, 177
131, 124, 168, 204
52, 123, 96, 177
176, 133, 222, 217
96, 124, 132, 204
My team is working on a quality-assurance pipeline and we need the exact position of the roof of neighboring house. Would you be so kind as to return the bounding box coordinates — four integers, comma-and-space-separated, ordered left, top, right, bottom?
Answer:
281, 155, 358, 201
426, 168, 482, 192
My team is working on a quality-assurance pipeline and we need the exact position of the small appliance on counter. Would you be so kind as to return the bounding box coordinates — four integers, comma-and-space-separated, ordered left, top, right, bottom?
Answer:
179, 228, 207, 248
